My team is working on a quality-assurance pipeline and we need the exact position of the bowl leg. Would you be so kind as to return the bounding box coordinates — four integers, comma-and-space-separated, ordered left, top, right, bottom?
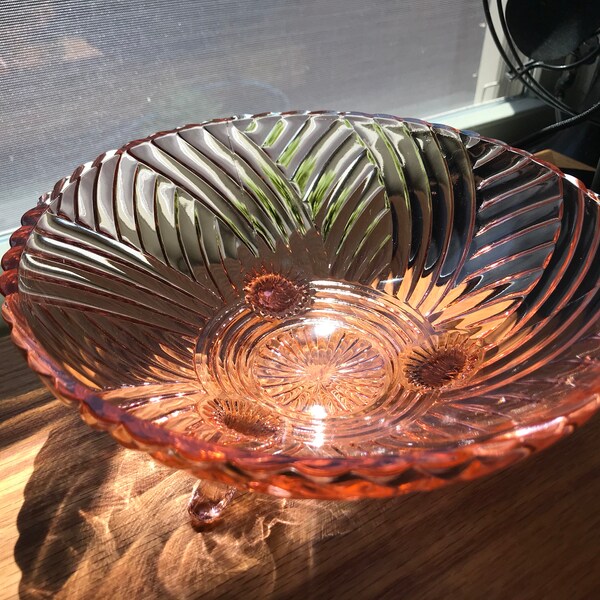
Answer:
187, 480, 238, 528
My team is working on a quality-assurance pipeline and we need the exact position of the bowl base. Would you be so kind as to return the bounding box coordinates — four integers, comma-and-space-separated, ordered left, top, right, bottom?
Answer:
193, 278, 484, 451
188, 480, 238, 529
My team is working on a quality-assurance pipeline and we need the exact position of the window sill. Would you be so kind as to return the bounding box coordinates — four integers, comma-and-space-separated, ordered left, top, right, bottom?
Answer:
427, 96, 552, 142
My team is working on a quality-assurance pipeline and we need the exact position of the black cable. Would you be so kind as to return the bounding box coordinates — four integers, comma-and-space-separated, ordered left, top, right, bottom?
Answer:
482, 5, 568, 116
495, 0, 570, 112
514, 97, 600, 147
483, 0, 600, 124
482, 0, 518, 79
493, 0, 589, 119
510, 43, 600, 79
483, 0, 600, 143
497, 0, 591, 116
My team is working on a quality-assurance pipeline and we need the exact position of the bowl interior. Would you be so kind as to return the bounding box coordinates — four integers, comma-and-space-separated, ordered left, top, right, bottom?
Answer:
8, 112, 600, 459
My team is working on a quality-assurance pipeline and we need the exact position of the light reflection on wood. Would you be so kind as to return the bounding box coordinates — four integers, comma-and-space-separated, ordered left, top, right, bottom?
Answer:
0, 337, 599, 599
11, 413, 361, 600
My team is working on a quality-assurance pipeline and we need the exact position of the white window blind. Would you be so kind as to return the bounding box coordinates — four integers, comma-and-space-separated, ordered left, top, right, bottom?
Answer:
0, 0, 489, 235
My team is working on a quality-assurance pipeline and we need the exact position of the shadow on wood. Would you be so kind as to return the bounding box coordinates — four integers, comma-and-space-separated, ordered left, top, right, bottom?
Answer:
11, 403, 600, 599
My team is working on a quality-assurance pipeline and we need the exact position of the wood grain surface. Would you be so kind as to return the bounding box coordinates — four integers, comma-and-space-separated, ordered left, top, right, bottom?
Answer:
0, 335, 598, 600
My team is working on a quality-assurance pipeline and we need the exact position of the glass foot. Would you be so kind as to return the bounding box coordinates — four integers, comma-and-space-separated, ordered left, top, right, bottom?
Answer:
187, 480, 237, 528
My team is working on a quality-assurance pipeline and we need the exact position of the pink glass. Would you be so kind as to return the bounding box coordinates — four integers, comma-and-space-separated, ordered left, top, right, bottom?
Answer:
2, 111, 599, 524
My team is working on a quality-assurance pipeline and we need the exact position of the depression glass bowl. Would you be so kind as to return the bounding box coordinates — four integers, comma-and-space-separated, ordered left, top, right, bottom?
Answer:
2, 111, 600, 521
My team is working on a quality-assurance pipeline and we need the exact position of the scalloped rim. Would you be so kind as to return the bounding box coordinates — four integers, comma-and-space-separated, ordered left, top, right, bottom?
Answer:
2, 110, 599, 496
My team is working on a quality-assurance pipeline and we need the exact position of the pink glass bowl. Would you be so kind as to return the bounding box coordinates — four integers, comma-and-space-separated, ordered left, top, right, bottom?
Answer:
2, 111, 599, 510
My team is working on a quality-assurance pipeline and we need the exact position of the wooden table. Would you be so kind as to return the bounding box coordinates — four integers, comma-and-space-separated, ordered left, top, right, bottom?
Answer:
0, 335, 598, 599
